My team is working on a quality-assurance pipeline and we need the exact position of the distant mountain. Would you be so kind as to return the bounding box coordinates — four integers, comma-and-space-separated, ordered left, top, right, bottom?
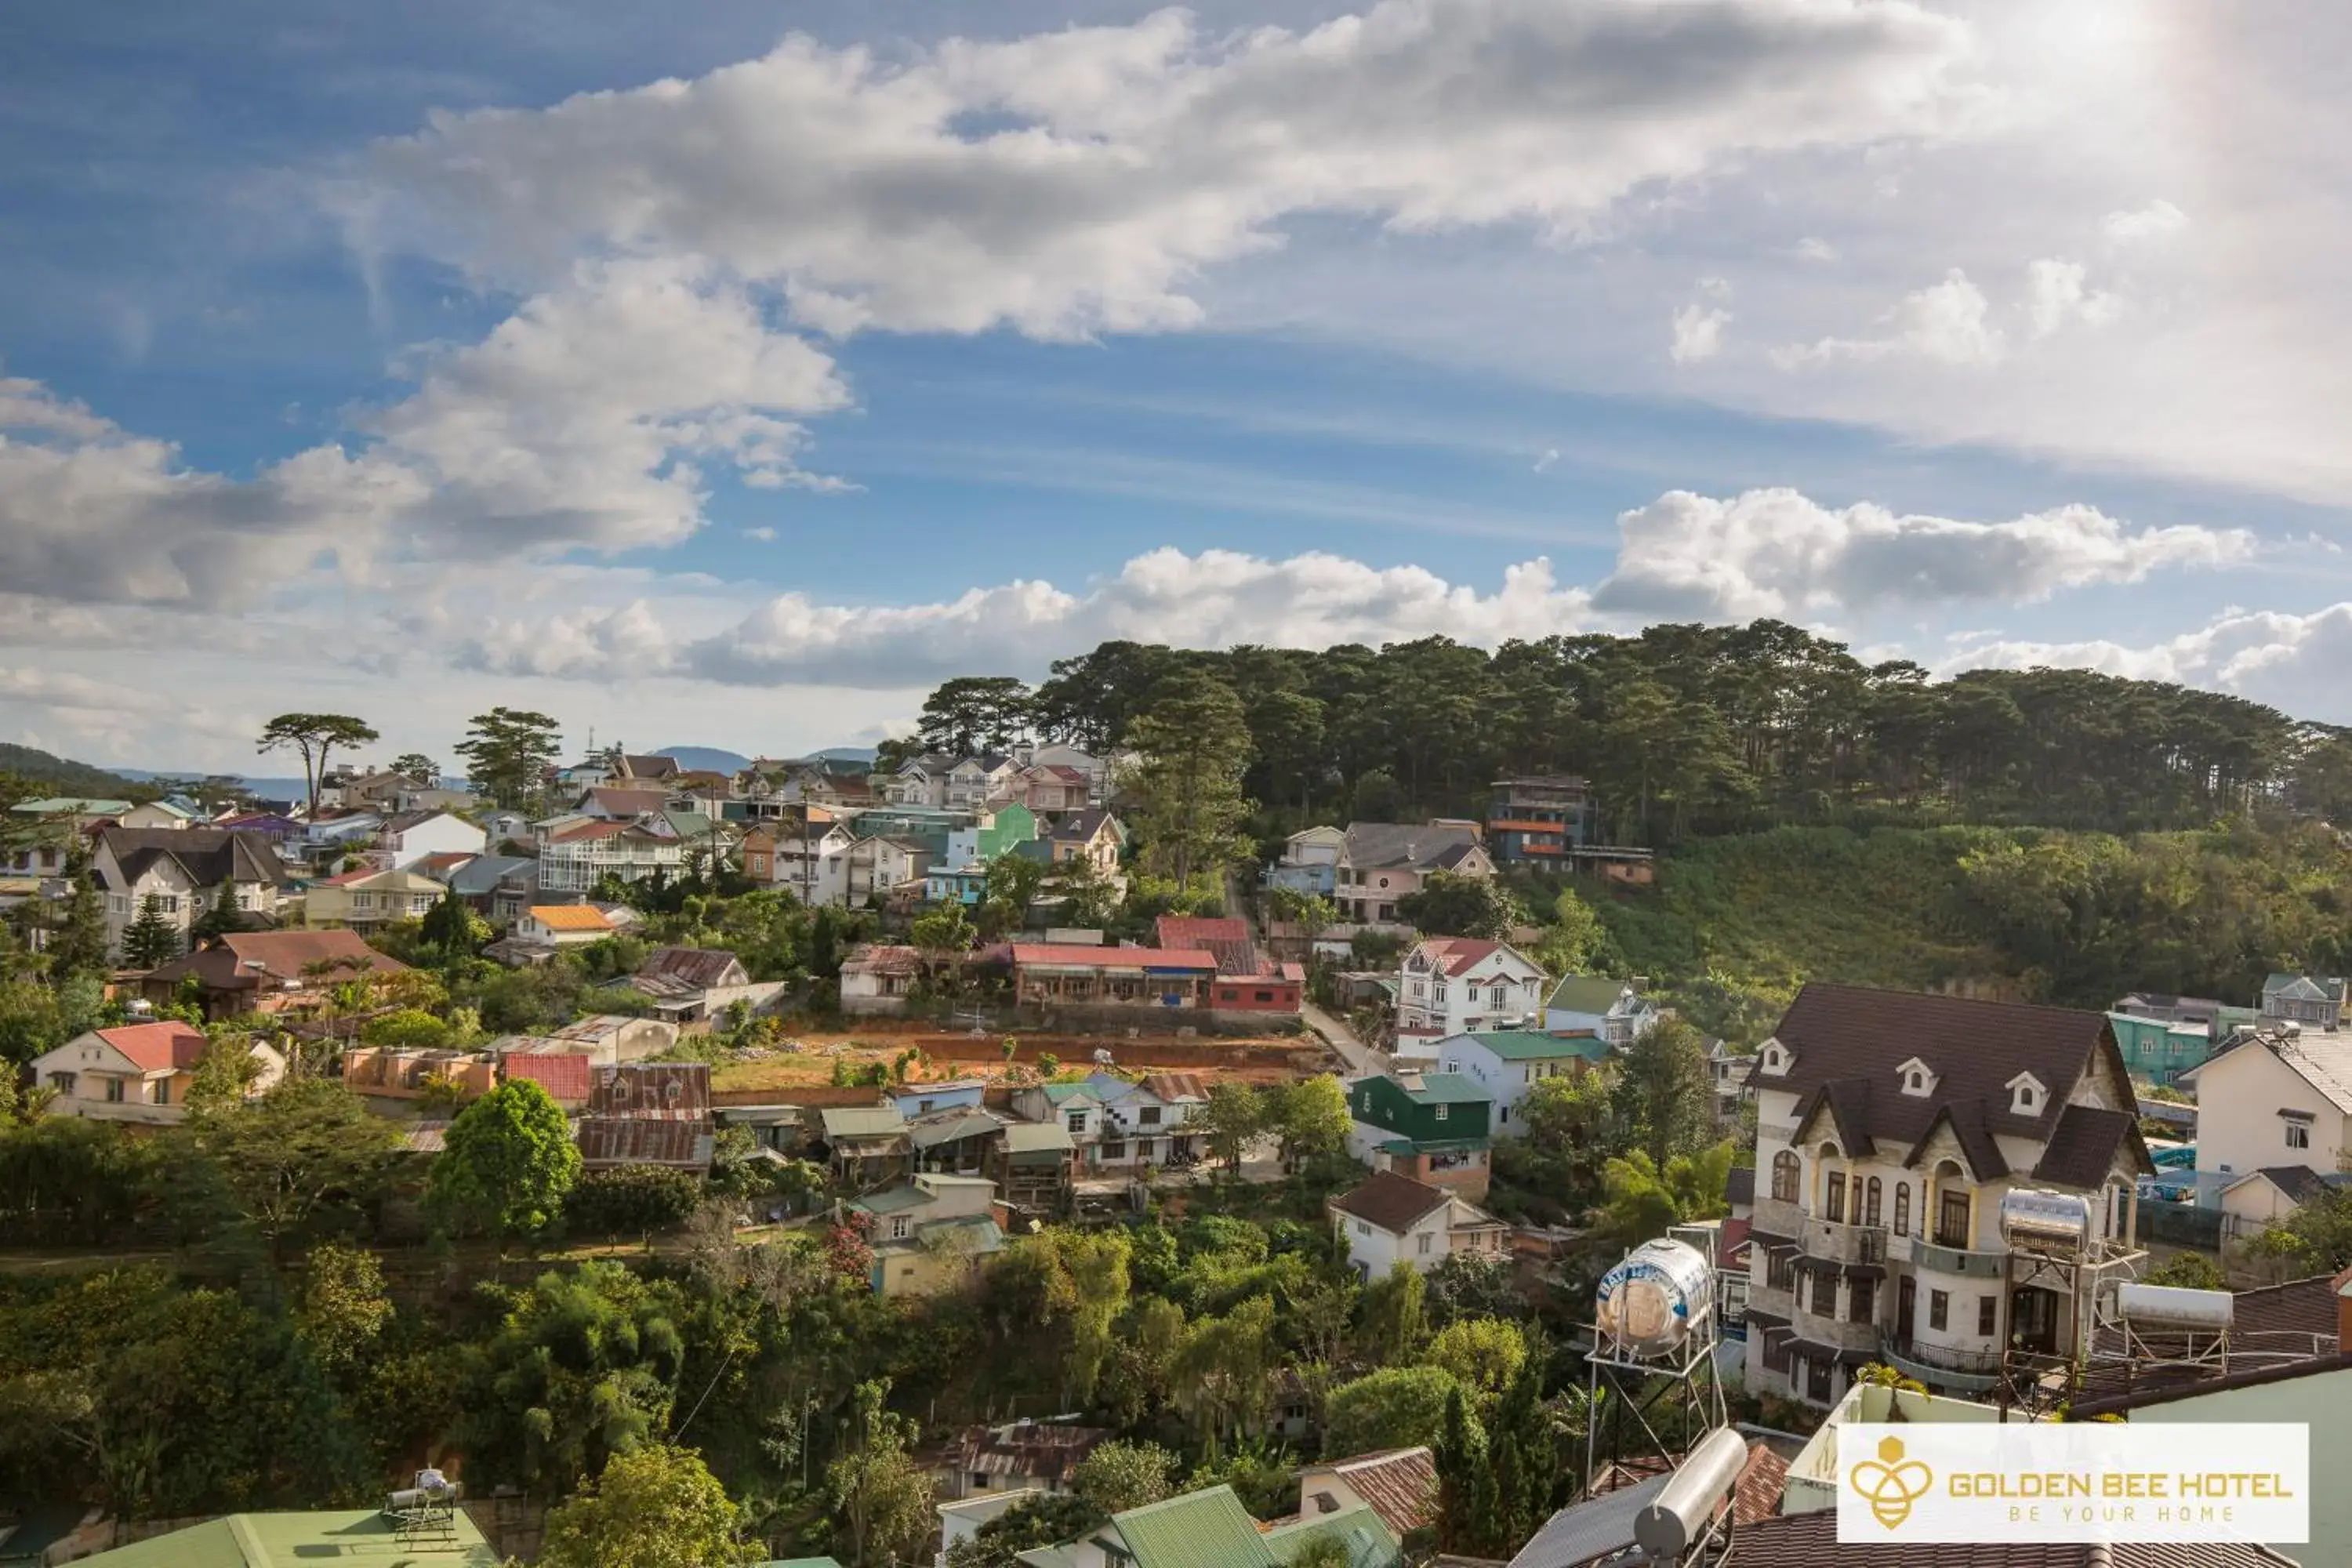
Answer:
0, 742, 144, 799
653, 746, 753, 775
811, 746, 879, 764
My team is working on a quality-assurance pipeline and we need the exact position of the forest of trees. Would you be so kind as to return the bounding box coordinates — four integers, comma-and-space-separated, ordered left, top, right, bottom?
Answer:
896, 621, 2349, 848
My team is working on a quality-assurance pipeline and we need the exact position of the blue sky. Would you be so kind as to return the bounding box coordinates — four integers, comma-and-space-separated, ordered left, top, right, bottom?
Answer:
2, 0, 2348, 768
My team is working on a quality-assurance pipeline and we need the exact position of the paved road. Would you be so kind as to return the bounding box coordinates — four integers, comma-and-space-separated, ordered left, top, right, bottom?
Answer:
1302, 1000, 1384, 1078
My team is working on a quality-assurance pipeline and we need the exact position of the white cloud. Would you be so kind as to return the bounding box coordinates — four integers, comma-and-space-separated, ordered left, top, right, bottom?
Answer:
1531, 448, 1559, 474
1776, 268, 2005, 367
1591, 487, 2253, 620
2025, 257, 2122, 337
1943, 603, 2352, 721
358, 0, 1979, 341
1670, 303, 1730, 363
2101, 198, 2187, 247
741, 525, 778, 542
1792, 236, 1840, 262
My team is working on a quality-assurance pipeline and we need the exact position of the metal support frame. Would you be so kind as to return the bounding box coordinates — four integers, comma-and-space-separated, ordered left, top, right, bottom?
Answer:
1582, 1317, 1732, 1501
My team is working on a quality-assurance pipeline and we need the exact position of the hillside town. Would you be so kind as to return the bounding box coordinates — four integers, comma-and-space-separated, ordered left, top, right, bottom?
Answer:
0, 671, 2347, 1568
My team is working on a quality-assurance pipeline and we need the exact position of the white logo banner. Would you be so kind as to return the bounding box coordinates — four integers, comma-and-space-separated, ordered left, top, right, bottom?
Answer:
1835, 1421, 2307, 1544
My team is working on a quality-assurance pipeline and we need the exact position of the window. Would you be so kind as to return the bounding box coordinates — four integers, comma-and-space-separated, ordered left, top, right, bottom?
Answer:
971, 1472, 991, 1490
1766, 1250, 1795, 1291
1978, 1295, 1998, 1337
1849, 1276, 1875, 1325
1825, 1171, 1846, 1223
1356, 1220, 1370, 1236
47, 1072, 74, 1094
1434, 1104, 1449, 1122
154, 1079, 169, 1106
1864, 1177, 1882, 1229
1771, 1150, 1801, 1203
1417, 1233, 1433, 1255
1256, 990, 1275, 1004
2286, 1123, 2311, 1149
1101, 1141, 1126, 1160
1139, 1107, 1161, 1125
104, 1078, 125, 1103
2007, 1072, 2045, 1116
1929, 1289, 1949, 1331
1066, 1112, 1087, 1134
890, 1217, 909, 1240
1893, 1183, 1911, 1237
1937, 1190, 1972, 1249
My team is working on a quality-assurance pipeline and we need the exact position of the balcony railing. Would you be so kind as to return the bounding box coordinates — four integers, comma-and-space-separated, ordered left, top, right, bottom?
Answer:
1750, 1196, 1803, 1239
1884, 1337, 2002, 1391
1911, 1236, 2007, 1279
1806, 1216, 1888, 1266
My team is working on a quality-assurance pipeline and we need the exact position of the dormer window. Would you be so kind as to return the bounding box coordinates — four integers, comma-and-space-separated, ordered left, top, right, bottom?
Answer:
1896, 1057, 1937, 1098
2006, 1072, 2047, 1116
1758, 1041, 1791, 1077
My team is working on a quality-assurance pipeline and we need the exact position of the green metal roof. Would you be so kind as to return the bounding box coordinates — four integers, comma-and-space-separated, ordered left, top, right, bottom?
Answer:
1545, 975, 1632, 1015
1263, 1503, 1400, 1568
821, 1106, 909, 1139
850, 1184, 934, 1215
1110, 1485, 1275, 1568
76, 1512, 498, 1566
1040, 1083, 1097, 1105
1457, 1028, 1610, 1062
1396, 1071, 1488, 1105
10, 797, 132, 815
1003, 1121, 1076, 1153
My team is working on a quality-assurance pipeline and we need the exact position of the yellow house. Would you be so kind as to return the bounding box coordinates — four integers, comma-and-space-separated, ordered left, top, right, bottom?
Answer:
850, 1174, 1006, 1298
31, 1021, 285, 1126
305, 867, 446, 928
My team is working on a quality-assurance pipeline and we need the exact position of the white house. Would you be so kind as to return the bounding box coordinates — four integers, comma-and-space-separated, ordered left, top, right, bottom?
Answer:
1436, 1027, 1612, 1134
515, 904, 622, 946
31, 1022, 284, 1127
2180, 1025, 2352, 1190
535, 816, 686, 893
945, 754, 1022, 811
1327, 1169, 1508, 1278
376, 808, 487, 871
1393, 937, 1548, 1047
1010, 1070, 1207, 1170
1542, 975, 1660, 1045
91, 827, 294, 958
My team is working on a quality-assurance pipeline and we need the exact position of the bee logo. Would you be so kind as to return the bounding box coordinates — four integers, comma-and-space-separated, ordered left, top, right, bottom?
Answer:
1849, 1436, 1934, 1530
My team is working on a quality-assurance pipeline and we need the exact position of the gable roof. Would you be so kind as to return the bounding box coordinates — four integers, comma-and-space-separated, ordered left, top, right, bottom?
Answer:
2228, 1272, 2348, 1344
1330, 1171, 1451, 1234
1155, 915, 1263, 976
1050, 806, 1120, 842
71, 1509, 498, 1567
821, 1105, 911, 1141
501, 1051, 593, 1103
147, 929, 408, 991
2029, 1103, 2148, 1189
586, 1062, 711, 1117
1770, 983, 2128, 1156
1109, 1485, 1273, 1568
1545, 975, 1636, 1015
100, 826, 292, 889
1392, 1071, 1489, 1105
638, 946, 746, 989
1454, 1028, 1610, 1063
2195, 1027, 2352, 1115
1341, 821, 1483, 872
528, 903, 617, 933
446, 853, 537, 895
1309, 1446, 1436, 1537
1140, 1070, 1210, 1103
2263, 972, 2345, 1004
91, 1021, 207, 1073
382, 808, 469, 834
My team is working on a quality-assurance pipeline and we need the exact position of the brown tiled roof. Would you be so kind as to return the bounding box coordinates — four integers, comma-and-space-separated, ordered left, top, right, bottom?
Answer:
502, 1051, 594, 1104
1773, 984, 2143, 1171
1155, 915, 1262, 976
1732, 1440, 1788, 1525
2030, 1103, 2147, 1189
1317, 1446, 1436, 1537
1728, 1512, 2297, 1564
149, 929, 408, 992
1330, 1171, 1450, 1234
93, 1021, 208, 1072
843, 943, 922, 976
2228, 1274, 2344, 1344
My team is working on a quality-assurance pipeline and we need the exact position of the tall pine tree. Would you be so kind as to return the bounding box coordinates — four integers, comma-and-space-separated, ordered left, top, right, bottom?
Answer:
45, 860, 112, 978
122, 895, 182, 969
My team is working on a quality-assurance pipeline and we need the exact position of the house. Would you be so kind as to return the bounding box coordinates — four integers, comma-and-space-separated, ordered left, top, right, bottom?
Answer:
2179, 1023, 2352, 1192
941, 802, 1040, 876
294, 811, 386, 872
140, 928, 407, 1018
1743, 984, 2154, 1410
65, 1506, 499, 1566
1010, 943, 1220, 1014
1156, 915, 1303, 1014
497, 1046, 596, 1109
445, 852, 538, 923
31, 1022, 282, 1126
1012, 1071, 1204, 1171
840, 944, 924, 1015
1046, 808, 1124, 876
882, 752, 958, 808
9, 796, 134, 829
1023, 742, 1116, 804
1541, 975, 1658, 1046
1016, 764, 1094, 815
1264, 825, 1348, 898
318, 767, 412, 811
576, 785, 673, 821
2106, 1009, 2221, 1083
2114, 990, 2237, 1029
742, 813, 859, 904
938, 1420, 1112, 1501
213, 811, 304, 848
622, 946, 787, 1024
515, 903, 621, 946
1294, 1447, 1439, 1541
1392, 936, 1548, 1047
611, 752, 682, 783
849, 1174, 1005, 1297
1483, 774, 1593, 865
1328, 1171, 1508, 1278
547, 1013, 678, 1064
1705, 1039, 1757, 1114
303, 866, 445, 928
1436, 1027, 1611, 1134
1330, 820, 1495, 926
887, 1079, 989, 1117
114, 799, 198, 830
990, 1119, 1077, 1214
342, 1046, 498, 1102
576, 1062, 715, 1172
375, 808, 487, 870
1344, 1071, 1494, 1200
909, 1105, 1007, 1176
819, 1105, 913, 1189
535, 815, 686, 892
945, 753, 1022, 811
2260, 971, 2346, 1030
91, 826, 294, 957
2220, 1165, 2352, 1243
480, 809, 533, 848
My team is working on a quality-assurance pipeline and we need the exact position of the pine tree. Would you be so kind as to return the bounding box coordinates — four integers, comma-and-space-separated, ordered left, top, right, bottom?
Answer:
122, 895, 182, 969
1488, 1359, 1560, 1551
1433, 1383, 1497, 1553
191, 878, 250, 943
45, 862, 111, 978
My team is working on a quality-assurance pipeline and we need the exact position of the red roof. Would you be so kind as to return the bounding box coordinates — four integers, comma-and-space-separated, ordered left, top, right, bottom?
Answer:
503, 1051, 593, 1102
1155, 915, 1250, 947
1421, 937, 1502, 976
1011, 943, 1218, 971
95, 1021, 207, 1072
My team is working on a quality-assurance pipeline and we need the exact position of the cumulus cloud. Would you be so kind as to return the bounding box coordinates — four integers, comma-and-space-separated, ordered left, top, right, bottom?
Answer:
454, 546, 1597, 688
358, 0, 1978, 340
1775, 267, 2004, 367
1590, 488, 2254, 620
1670, 303, 1730, 363
2101, 198, 2187, 247
1943, 604, 2352, 721
2025, 257, 2122, 337
1531, 448, 1559, 474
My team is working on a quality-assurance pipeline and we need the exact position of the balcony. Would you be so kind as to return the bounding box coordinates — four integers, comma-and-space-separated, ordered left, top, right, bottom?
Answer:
1790, 1303, 1882, 1355
1751, 1195, 1803, 1240
1806, 1215, 1888, 1267
1911, 1235, 2007, 1279
1883, 1337, 2003, 1393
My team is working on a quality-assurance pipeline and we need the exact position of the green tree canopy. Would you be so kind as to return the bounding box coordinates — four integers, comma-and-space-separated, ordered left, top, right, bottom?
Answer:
1398, 871, 1522, 941
427, 1078, 582, 1240
257, 712, 379, 822
1321, 1364, 1468, 1459
454, 706, 563, 809
1124, 672, 1254, 884
539, 1443, 753, 1568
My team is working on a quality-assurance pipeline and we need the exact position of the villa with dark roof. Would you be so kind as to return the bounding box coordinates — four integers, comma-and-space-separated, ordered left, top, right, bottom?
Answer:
90, 826, 294, 958
1743, 983, 2154, 1409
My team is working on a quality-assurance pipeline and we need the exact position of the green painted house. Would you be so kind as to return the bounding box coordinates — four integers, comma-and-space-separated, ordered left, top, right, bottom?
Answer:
1345, 1070, 1494, 1200
2106, 1011, 2229, 1084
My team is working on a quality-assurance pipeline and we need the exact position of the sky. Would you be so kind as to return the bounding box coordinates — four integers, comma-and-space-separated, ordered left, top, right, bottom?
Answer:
3, 0, 2350, 771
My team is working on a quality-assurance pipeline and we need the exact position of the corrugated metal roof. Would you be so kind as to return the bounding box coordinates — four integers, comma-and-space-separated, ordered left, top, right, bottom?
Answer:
822, 1105, 909, 1139
1109, 1486, 1273, 1568
1002, 1121, 1075, 1154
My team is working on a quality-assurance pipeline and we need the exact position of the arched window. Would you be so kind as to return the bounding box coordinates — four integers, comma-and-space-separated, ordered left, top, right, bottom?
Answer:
1771, 1149, 1801, 1203
1864, 1176, 1882, 1229
1893, 1182, 1911, 1237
